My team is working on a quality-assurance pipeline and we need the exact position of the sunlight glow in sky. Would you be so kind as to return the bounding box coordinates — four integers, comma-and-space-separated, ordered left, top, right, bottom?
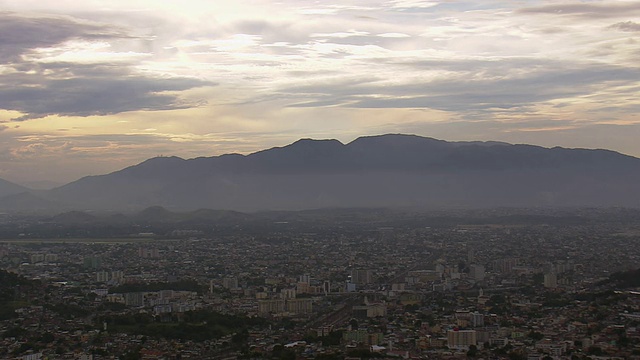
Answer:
1, 0, 640, 186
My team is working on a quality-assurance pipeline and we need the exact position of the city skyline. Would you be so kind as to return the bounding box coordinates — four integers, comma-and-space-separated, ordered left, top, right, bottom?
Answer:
1, 0, 640, 185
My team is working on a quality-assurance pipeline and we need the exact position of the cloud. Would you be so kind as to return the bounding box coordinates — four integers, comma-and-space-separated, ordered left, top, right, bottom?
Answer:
377, 33, 411, 38
0, 12, 128, 64
518, 2, 640, 19
10, 142, 73, 159
0, 12, 215, 120
311, 30, 370, 39
280, 60, 640, 113
0, 68, 214, 120
386, 0, 439, 10
608, 21, 640, 32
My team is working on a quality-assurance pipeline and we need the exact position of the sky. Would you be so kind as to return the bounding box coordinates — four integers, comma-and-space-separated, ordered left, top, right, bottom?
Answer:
1, 0, 639, 187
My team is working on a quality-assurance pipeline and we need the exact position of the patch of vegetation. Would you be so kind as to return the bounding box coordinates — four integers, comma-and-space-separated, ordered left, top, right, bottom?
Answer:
44, 303, 90, 319
98, 310, 266, 342
0, 270, 35, 301
609, 268, 640, 288
0, 270, 38, 320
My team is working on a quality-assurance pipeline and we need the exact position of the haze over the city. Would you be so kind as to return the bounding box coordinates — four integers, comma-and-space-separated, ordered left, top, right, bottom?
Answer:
1, 0, 640, 186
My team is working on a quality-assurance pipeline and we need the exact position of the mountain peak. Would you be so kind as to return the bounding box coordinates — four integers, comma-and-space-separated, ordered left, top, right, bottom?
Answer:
281, 138, 345, 152
290, 138, 344, 146
350, 133, 441, 143
137, 156, 185, 166
118, 156, 187, 177
248, 138, 345, 167
347, 133, 450, 150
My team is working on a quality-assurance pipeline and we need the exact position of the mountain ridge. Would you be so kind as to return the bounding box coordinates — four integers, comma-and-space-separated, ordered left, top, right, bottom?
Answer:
1, 134, 639, 212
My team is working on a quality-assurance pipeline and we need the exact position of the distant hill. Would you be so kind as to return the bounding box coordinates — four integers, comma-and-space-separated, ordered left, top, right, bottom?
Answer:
0, 191, 64, 212
0, 178, 29, 198
2, 134, 640, 211
132, 206, 250, 224
51, 210, 98, 224
0, 177, 64, 213
134, 205, 177, 223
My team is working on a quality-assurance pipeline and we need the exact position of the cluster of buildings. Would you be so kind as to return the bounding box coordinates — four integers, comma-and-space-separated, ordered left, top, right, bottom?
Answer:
1, 209, 640, 359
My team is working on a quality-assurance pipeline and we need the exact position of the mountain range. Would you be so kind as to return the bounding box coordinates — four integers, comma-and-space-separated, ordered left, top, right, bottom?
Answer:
1, 134, 639, 212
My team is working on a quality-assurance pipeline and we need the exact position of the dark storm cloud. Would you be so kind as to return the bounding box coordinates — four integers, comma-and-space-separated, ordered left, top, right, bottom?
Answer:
282, 61, 640, 112
608, 21, 640, 32
518, 2, 640, 18
0, 12, 127, 64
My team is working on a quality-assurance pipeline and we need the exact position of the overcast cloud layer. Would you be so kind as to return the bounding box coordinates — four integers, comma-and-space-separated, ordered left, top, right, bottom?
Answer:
0, 0, 639, 185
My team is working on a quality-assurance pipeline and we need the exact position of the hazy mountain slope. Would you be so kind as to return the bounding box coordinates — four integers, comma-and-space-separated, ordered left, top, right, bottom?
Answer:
37, 134, 640, 211
0, 191, 65, 212
0, 178, 29, 198
0, 179, 59, 212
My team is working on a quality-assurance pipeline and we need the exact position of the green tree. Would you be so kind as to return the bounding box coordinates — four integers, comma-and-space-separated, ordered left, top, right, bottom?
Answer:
587, 346, 603, 356
467, 344, 478, 357
528, 331, 544, 341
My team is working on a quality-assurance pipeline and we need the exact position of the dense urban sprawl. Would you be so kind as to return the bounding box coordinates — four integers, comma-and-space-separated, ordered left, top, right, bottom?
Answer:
1, 208, 640, 359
